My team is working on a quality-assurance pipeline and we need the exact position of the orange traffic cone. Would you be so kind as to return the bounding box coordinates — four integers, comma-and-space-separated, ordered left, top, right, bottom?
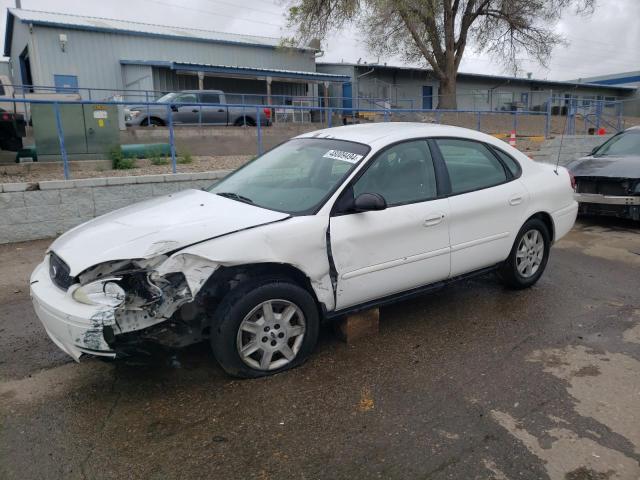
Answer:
509, 130, 516, 147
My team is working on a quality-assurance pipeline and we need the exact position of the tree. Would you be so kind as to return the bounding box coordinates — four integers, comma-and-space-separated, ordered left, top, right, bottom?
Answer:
287, 0, 595, 109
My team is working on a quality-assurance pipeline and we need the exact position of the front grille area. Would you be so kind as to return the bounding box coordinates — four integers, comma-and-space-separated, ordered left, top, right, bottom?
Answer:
576, 178, 630, 196
49, 252, 74, 290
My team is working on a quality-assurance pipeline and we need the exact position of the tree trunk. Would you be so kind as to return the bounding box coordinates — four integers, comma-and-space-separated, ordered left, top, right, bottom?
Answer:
437, 75, 457, 109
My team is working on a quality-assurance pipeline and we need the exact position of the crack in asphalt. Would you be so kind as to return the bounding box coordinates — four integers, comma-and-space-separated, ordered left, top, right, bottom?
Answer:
79, 371, 121, 480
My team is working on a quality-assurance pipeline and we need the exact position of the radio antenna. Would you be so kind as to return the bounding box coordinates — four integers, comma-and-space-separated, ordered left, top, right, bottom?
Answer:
554, 85, 578, 175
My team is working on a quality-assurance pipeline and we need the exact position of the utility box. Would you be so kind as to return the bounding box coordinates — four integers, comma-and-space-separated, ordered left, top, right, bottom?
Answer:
31, 104, 119, 161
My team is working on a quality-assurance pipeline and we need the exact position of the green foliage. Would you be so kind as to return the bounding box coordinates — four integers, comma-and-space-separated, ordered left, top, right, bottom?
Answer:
148, 148, 169, 165
177, 151, 193, 164
110, 146, 136, 170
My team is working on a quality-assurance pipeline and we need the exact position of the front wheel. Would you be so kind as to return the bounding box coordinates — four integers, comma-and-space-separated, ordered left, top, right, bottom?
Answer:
210, 279, 319, 378
498, 218, 551, 289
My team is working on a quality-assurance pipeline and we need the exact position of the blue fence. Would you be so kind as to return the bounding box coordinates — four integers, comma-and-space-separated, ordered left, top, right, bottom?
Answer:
1, 96, 629, 180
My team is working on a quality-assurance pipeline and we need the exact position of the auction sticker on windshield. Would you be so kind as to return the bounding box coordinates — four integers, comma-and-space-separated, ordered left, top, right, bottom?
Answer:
323, 150, 364, 163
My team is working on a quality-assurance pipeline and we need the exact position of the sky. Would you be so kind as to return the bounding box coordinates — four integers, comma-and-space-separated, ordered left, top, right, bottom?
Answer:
0, 0, 638, 81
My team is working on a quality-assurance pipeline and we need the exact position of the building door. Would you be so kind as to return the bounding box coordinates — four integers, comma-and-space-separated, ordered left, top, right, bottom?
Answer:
19, 47, 33, 92
54, 75, 79, 93
422, 86, 433, 109
342, 82, 352, 114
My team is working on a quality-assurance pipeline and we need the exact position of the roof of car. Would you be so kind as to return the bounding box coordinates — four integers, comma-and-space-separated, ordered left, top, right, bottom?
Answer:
297, 122, 501, 146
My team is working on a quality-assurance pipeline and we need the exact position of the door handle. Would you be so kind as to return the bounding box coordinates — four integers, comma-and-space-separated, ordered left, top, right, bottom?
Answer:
423, 213, 445, 227
192, 109, 199, 113
217, 109, 225, 112
509, 195, 523, 206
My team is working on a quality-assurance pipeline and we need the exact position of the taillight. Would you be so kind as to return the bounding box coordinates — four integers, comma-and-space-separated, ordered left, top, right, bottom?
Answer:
263, 108, 271, 119
1, 113, 10, 121
569, 172, 576, 191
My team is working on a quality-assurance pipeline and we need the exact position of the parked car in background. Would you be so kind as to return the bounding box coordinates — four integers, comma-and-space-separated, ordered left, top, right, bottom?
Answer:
0, 109, 26, 151
125, 89, 272, 127
568, 126, 640, 221
30, 123, 577, 378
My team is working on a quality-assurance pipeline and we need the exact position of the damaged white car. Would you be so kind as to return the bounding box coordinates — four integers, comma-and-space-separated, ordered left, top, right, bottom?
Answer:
30, 123, 577, 378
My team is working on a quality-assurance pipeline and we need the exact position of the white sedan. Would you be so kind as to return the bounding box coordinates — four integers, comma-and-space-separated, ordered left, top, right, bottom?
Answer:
30, 123, 578, 377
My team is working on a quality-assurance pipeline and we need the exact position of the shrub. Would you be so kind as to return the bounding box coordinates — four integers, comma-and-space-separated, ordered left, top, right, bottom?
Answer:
149, 149, 169, 165
178, 151, 193, 164
110, 146, 136, 170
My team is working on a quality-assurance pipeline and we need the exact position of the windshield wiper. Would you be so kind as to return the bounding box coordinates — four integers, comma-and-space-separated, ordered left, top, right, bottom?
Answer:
216, 192, 254, 204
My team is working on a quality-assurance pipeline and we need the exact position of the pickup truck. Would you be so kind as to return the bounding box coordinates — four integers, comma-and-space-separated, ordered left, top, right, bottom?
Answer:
125, 90, 272, 127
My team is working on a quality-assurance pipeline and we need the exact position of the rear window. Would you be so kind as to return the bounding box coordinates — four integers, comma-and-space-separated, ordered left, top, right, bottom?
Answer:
492, 148, 522, 177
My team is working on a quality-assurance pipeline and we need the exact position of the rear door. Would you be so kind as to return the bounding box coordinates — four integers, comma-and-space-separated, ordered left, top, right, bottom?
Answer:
432, 138, 528, 276
330, 140, 451, 309
199, 92, 227, 125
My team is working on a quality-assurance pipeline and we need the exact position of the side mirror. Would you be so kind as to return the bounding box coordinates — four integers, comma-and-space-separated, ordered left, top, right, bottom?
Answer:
353, 192, 387, 212
171, 104, 179, 112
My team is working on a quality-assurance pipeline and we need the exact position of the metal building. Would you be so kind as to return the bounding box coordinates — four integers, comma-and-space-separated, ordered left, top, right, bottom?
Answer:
3, 8, 349, 102
574, 71, 640, 116
318, 62, 636, 112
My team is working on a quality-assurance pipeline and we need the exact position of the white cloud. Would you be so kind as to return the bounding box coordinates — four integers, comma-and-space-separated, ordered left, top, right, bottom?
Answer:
1, 0, 637, 79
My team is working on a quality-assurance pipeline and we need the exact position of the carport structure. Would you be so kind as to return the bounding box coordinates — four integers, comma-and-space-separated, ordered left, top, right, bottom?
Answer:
120, 60, 351, 106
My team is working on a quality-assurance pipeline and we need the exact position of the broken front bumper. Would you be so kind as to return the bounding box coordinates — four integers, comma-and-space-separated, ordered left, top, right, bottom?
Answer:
574, 193, 640, 220
574, 193, 640, 206
30, 260, 116, 361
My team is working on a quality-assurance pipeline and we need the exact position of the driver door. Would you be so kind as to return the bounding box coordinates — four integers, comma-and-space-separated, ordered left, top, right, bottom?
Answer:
172, 93, 199, 124
329, 140, 451, 310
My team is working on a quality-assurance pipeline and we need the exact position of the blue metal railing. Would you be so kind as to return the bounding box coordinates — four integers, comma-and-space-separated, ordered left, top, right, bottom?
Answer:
2, 95, 627, 181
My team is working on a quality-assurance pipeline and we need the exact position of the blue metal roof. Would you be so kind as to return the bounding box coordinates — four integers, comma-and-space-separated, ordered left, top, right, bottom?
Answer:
121, 60, 351, 83
317, 62, 638, 92
4, 8, 314, 57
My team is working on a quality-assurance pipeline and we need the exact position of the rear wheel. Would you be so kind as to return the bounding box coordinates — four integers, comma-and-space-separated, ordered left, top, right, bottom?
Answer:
234, 116, 256, 127
498, 218, 551, 289
142, 117, 164, 127
210, 278, 319, 378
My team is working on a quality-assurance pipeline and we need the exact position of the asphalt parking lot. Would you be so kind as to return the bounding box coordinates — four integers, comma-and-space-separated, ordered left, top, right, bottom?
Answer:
0, 219, 639, 480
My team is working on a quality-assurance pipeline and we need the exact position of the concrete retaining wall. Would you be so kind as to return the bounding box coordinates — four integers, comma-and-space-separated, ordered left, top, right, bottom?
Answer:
0, 170, 230, 244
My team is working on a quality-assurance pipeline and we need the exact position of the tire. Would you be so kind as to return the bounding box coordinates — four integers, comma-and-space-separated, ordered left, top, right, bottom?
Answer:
498, 218, 551, 290
210, 278, 320, 378
142, 117, 164, 127
234, 116, 256, 127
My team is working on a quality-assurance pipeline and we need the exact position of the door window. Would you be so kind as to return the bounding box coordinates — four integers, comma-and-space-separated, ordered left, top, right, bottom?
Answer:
200, 93, 220, 104
174, 93, 197, 104
435, 139, 507, 194
353, 140, 437, 206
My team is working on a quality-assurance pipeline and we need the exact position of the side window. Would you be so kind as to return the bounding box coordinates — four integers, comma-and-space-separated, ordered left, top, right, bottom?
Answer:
200, 93, 220, 104
175, 93, 197, 103
492, 147, 521, 177
435, 139, 507, 194
353, 140, 437, 206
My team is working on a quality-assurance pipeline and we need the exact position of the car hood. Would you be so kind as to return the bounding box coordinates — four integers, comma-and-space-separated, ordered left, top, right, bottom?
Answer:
567, 155, 640, 178
50, 189, 290, 276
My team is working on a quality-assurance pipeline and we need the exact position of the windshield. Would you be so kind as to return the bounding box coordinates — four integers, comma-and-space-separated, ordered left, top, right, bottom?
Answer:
208, 138, 370, 214
156, 92, 178, 103
593, 130, 640, 157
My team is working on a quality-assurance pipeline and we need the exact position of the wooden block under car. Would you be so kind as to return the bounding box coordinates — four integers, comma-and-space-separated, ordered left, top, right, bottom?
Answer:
336, 308, 380, 343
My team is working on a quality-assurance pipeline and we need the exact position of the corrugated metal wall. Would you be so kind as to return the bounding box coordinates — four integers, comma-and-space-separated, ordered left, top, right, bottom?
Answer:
27, 24, 316, 98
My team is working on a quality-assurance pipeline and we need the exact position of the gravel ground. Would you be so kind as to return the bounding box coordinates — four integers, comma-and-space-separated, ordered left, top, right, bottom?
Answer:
0, 155, 253, 184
